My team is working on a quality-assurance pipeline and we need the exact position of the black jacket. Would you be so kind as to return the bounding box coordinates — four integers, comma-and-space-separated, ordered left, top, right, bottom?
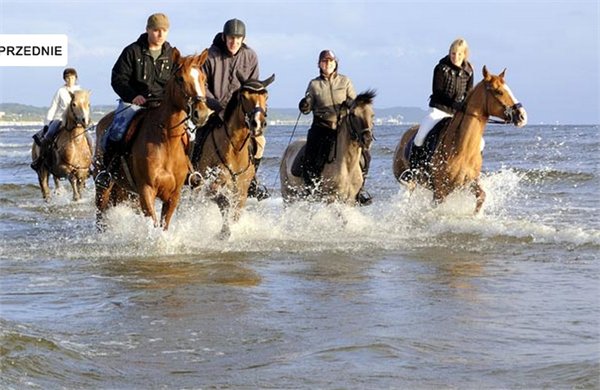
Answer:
429, 55, 474, 114
111, 33, 176, 103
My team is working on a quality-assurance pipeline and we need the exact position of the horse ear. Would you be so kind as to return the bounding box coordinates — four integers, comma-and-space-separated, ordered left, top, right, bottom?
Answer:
172, 47, 181, 64
482, 65, 491, 81
261, 74, 275, 88
498, 68, 507, 80
197, 48, 209, 67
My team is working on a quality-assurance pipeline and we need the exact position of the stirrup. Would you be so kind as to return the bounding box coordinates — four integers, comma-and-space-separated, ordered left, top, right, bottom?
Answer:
95, 170, 112, 189
399, 169, 415, 183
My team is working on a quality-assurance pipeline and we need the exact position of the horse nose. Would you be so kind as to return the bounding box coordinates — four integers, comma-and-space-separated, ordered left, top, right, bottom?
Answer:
516, 107, 528, 128
193, 106, 213, 127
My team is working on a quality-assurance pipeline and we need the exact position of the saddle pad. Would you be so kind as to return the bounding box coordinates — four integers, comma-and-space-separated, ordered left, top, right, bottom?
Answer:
291, 144, 307, 177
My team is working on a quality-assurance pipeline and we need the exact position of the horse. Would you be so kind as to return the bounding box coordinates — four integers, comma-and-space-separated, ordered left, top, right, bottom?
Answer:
392, 66, 528, 214
31, 89, 92, 201
94, 49, 213, 230
190, 74, 275, 239
280, 90, 376, 205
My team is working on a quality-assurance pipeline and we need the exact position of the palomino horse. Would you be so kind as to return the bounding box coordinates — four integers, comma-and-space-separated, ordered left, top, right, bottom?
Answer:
280, 90, 376, 205
31, 89, 92, 201
190, 74, 275, 239
94, 49, 213, 230
392, 66, 527, 214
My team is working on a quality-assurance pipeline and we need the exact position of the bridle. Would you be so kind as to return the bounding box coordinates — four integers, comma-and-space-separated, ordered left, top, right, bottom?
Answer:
161, 66, 208, 133
346, 109, 373, 149
483, 81, 523, 125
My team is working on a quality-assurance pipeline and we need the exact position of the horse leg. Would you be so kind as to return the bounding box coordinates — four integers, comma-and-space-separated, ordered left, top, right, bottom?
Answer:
139, 186, 159, 228
37, 167, 51, 200
69, 174, 80, 201
215, 194, 231, 240
160, 193, 181, 231
470, 180, 486, 215
95, 182, 114, 231
432, 185, 450, 208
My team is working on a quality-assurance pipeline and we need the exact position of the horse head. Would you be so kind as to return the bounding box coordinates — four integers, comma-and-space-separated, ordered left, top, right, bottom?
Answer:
476, 66, 527, 127
168, 48, 213, 127
344, 89, 377, 150
65, 90, 91, 130
236, 73, 275, 137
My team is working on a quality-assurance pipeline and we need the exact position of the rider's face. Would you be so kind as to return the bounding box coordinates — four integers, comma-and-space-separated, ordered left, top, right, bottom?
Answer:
146, 27, 168, 49
450, 48, 466, 67
225, 35, 244, 55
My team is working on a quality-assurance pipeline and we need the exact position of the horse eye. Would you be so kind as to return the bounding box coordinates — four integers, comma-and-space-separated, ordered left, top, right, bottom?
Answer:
494, 90, 503, 96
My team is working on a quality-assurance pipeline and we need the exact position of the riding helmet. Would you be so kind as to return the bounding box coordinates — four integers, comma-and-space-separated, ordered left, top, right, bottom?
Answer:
223, 18, 246, 37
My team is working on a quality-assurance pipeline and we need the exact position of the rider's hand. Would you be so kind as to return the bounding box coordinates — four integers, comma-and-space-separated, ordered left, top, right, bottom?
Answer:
299, 97, 311, 114
132, 95, 146, 106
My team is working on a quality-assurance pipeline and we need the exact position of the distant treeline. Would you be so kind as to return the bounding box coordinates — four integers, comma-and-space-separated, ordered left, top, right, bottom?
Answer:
0, 103, 426, 124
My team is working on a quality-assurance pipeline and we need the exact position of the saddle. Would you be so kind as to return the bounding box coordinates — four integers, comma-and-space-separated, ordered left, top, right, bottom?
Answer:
405, 117, 450, 164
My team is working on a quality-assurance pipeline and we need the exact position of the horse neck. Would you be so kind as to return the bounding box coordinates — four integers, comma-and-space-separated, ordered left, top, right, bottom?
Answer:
333, 116, 362, 168
158, 103, 188, 140
223, 105, 251, 151
445, 110, 486, 156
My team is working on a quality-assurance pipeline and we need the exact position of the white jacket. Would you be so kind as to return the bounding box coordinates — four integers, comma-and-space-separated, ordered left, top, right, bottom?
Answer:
45, 84, 81, 124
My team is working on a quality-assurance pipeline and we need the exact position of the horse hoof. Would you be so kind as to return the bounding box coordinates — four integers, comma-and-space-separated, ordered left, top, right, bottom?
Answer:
217, 227, 231, 240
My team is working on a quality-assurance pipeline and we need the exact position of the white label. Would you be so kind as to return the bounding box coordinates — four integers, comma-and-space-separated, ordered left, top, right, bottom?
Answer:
0, 34, 68, 66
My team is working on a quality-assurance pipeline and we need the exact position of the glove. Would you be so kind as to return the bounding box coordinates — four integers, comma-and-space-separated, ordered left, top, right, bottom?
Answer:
452, 100, 465, 112
299, 96, 311, 114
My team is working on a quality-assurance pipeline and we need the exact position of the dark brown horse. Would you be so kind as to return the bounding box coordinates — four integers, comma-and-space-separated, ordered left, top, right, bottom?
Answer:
190, 74, 275, 239
280, 90, 376, 205
94, 49, 213, 230
392, 66, 527, 214
31, 89, 92, 201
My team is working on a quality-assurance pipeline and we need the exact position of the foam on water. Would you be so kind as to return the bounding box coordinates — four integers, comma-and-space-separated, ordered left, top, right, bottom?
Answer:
57, 169, 597, 260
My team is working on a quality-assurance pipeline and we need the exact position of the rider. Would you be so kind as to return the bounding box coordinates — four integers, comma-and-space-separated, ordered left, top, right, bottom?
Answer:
99, 12, 176, 177
404, 38, 474, 180
197, 18, 269, 201
31, 68, 89, 170
298, 49, 372, 205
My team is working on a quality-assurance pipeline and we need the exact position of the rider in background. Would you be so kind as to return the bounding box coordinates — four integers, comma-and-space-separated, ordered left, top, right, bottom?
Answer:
31, 68, 87, 170
406, 38, 474, 179
99, 12, 176, 175
298, 49, 373, 206
198, 18, 269, 201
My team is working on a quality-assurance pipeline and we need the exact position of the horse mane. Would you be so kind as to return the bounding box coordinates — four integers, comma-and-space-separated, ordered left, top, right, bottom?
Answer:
354, 89, 377, 107
223, 88, 242, 122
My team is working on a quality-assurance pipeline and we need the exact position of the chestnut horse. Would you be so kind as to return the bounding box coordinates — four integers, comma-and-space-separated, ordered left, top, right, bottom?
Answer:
94, 49, 213, 230
280, 90, 376, 205
190, 74, 275, 239
392, 66, 527, 214
31, 89, 92, 201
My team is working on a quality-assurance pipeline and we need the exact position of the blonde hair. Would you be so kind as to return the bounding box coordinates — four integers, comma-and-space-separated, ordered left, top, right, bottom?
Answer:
449, 38, 469, 60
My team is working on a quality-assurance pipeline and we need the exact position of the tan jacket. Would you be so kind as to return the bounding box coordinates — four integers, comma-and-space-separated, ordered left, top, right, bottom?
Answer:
304, 72, 356, 130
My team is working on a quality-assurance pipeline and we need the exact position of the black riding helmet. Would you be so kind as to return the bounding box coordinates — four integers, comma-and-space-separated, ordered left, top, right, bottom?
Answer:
223, 18, 246, 37
63, 68, 77, 80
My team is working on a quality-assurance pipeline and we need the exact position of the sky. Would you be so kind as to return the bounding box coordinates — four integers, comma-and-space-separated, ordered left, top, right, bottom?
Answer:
0, 0, 598, 124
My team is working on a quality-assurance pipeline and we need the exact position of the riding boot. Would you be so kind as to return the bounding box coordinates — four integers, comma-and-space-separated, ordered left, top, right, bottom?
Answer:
247, 158, 270, 201
30, 136, 51, 170
400, 143, 426, 182
95, 141, 119, 188
356, 149, 373, 206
